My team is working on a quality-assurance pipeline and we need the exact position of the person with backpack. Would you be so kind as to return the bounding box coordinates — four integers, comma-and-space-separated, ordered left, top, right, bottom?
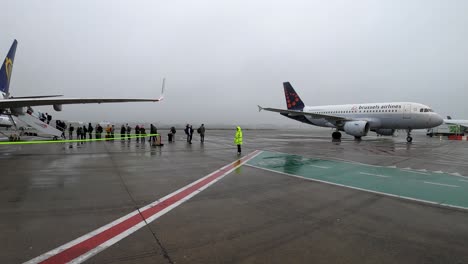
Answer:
184, 124, 190, 142
169, 126, 176, 142
198, 124, 206, 143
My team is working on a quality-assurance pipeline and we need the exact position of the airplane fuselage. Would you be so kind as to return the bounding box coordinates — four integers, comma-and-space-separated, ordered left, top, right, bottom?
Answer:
299, 102, 443, 130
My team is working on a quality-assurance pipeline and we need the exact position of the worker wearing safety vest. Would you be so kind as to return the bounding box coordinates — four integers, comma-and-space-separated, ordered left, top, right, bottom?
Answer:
234, 126, 243, 155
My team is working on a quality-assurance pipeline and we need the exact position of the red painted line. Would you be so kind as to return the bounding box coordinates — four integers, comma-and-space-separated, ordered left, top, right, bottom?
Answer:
32, 150, 260, 264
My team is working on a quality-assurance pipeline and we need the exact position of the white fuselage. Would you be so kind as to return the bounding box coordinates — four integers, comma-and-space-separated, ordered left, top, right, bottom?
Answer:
303, 102, 443, 130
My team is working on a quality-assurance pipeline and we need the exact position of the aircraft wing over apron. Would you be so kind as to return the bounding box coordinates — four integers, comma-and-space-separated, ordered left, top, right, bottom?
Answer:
16, 114, 63, 137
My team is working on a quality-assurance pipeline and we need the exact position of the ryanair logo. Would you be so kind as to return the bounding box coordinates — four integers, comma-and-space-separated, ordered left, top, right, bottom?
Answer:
4, 57, 13, 83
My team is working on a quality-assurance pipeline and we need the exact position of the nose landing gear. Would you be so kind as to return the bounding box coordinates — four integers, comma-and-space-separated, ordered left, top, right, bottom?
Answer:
406, 129, 413, 143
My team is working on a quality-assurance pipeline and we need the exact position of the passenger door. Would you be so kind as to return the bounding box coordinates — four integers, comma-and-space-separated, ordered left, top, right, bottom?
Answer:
403, 104, 411, 119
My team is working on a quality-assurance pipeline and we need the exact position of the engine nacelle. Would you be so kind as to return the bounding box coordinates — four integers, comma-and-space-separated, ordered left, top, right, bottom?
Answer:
11, 107, 26, 115
53, 104, 63, 111
343, 121, 370, 137
374, 128, 395, 136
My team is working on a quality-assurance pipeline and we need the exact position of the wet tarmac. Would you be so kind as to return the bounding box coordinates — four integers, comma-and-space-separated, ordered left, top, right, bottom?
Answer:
1, 129, 468, 263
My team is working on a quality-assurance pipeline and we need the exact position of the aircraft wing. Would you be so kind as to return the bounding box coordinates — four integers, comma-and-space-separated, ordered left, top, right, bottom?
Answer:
258, 106, 349, 121
0, 97, 162, 109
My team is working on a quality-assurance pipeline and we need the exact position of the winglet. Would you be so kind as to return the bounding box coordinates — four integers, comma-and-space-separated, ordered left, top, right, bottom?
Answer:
158, 78, 165, 101
258, 105, 263, 112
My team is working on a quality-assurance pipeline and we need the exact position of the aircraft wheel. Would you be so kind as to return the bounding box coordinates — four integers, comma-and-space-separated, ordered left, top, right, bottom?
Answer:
406, 136, 413, 143
354, 136, 362, 140
332, 131, 342, 140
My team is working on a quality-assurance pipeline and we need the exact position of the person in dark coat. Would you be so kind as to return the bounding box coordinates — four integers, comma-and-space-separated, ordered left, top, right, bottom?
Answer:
82, 126, 87, 139
69, 125, 74, 139
76, 126, 82, 140
150, 124, 157, 143
126, 124, 132, 141
184, 124, 190, 142
170, 126, 176, 142
188, 125, 194, 144
135, 125, 140, 142
46, 113, 52, 124
88, 123, 93, 139
140, 126, 146, 142
120, 125, 126, 141
198, 124, 206, 143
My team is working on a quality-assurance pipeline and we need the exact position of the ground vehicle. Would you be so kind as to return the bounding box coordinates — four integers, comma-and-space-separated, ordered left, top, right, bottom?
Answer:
427, 124, 464, 137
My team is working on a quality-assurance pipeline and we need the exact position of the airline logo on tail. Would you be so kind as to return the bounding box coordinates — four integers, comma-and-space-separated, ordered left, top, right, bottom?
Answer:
4, 57, 12, 84
283, 82, 305, 110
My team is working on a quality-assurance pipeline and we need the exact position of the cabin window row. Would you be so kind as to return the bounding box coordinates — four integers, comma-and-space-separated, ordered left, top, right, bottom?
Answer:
314, 109, 399, 114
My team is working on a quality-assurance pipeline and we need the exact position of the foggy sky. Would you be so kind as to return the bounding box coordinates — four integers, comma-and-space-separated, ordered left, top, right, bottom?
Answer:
1, 0, 468, 127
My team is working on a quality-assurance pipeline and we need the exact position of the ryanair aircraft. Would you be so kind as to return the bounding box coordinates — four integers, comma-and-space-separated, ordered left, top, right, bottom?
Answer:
0, 40, 164, 138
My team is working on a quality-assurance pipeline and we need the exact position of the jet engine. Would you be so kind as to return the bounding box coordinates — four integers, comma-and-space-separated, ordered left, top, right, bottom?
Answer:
374, 129, 395, 136
343, 121, 370, 137
53, 104, 63, 111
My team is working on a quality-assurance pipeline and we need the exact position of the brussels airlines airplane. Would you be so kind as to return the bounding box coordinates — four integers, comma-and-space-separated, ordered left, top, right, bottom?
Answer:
0, 40, 164, 137
258, 82, 443, 142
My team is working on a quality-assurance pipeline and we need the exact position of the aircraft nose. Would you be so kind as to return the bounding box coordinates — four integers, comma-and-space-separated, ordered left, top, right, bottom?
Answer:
432, 113, 444, 127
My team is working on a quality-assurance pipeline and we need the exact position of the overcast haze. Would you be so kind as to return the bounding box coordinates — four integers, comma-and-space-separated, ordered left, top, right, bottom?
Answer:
1, 0, 468, 127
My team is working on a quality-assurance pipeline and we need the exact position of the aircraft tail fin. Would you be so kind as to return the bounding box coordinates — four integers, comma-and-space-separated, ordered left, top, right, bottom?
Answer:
0, 40, 18, 95
283, 82, 305, 110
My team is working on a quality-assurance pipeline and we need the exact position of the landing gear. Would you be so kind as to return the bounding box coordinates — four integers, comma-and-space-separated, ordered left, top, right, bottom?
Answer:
406, 129, 413, 143
354, 136, 362, 140
332, 131, 342, 140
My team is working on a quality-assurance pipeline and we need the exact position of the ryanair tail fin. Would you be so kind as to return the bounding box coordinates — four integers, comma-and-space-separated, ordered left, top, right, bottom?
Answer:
283, 82, 305, 110
0, 40, 18, 95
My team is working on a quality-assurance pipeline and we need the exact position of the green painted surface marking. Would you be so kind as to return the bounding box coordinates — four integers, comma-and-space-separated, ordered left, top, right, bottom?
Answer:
0, 133, 160, 145
247, 151, 468, 209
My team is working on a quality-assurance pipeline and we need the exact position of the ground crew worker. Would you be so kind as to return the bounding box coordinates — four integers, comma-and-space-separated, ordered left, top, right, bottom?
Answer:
135, 125, 140, 142
234, 126, 243, 155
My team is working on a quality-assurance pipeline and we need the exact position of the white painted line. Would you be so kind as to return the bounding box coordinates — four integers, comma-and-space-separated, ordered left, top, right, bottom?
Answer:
309, 165, 329, 169
25, 150, 262, 264
245, 164, 468, 211
423, 181, 460, 188
459, 179, 468, 183
401, 169, 430, 175
359, 172, 389, 178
